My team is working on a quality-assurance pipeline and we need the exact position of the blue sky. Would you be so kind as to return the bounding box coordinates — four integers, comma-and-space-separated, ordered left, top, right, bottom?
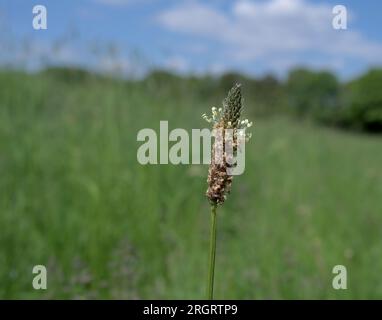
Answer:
1, 0, 382, 79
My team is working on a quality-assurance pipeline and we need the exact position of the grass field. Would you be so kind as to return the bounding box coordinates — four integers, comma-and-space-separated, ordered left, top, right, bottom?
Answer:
0, 70, 382, 299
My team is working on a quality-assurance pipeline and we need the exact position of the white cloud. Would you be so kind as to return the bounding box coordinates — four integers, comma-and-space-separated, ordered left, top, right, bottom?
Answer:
157, 0, 382, 73
157, 2, 228, 37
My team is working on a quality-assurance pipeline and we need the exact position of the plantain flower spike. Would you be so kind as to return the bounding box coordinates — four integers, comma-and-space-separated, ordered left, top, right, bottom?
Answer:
203, 84, 252, 205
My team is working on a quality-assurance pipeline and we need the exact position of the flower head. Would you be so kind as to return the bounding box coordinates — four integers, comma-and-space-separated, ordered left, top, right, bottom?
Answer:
204, 83, 253, 205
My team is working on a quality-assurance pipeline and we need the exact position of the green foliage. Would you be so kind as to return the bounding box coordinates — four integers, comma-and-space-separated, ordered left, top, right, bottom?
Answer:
286, 68, 339, 116
338, 69, 382, 132
42, 66, 96, 83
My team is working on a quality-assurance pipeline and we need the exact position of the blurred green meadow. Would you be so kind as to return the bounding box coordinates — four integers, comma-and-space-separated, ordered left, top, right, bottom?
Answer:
0, 68, 382, 299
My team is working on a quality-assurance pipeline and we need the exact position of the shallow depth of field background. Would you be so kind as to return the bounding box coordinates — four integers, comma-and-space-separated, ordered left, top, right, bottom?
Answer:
1, 0, 382, 299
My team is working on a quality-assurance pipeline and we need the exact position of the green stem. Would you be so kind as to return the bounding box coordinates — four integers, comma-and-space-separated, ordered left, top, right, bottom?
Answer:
207, 204, 217, 300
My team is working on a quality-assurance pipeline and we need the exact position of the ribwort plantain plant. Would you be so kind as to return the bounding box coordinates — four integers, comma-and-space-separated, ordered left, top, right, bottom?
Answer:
202, 84, 252, 299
